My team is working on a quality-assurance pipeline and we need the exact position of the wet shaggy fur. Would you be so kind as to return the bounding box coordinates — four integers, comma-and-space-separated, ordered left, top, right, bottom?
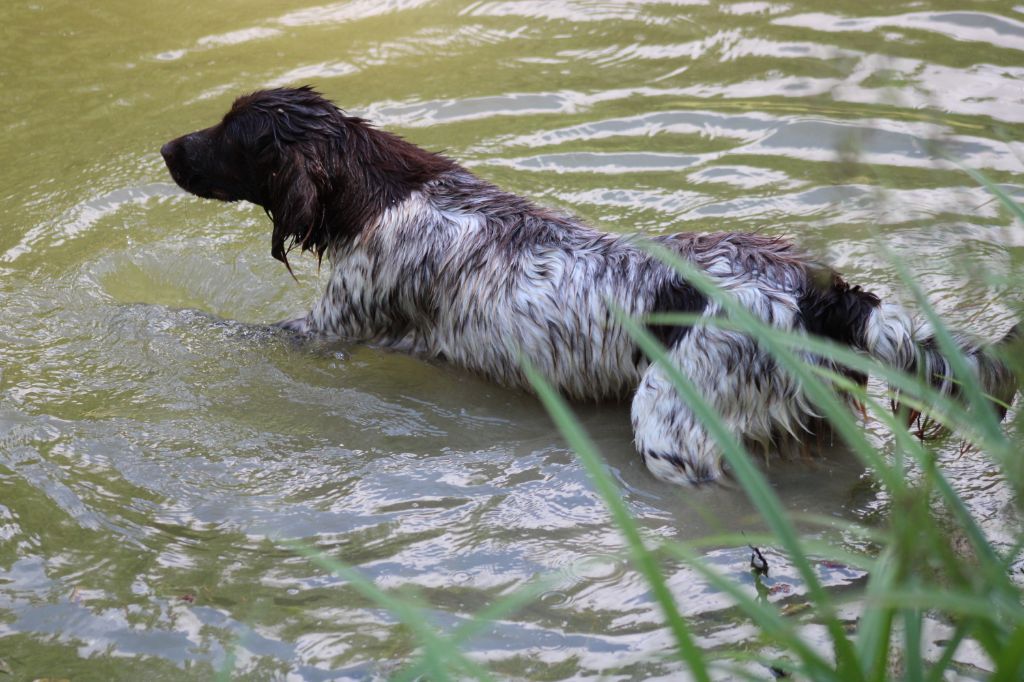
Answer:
161, 86, 1019, 485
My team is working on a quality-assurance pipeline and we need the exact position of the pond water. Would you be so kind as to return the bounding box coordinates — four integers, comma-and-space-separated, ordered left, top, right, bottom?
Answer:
2, 0, 1023, 679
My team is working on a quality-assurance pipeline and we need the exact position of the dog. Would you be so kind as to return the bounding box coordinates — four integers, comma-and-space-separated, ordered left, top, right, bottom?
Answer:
161, 86, 1018, 485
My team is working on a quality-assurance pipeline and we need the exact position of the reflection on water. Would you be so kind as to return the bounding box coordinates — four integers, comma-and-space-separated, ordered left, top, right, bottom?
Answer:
1, 0, 1021, 678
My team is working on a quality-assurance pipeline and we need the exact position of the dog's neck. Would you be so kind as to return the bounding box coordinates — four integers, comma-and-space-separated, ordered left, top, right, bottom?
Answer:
291, 117, 457, 261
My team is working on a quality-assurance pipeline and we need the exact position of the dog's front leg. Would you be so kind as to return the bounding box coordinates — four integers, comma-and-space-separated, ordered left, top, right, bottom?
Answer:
274, 257, 385, 340
275, 284, 368, 340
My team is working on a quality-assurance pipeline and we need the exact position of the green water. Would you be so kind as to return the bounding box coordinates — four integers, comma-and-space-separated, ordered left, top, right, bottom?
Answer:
2, 1, 1023, 679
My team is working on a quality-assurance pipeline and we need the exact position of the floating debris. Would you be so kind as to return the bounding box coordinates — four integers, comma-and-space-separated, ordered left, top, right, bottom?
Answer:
749, 545, 769, 576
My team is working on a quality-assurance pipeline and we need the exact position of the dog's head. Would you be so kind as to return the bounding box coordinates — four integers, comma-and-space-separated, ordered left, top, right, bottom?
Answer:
164, 86, 455, 269
162, 86, 360, 268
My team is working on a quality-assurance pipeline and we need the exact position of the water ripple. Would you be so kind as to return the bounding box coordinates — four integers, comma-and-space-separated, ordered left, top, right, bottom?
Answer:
776, 11, 1024, 52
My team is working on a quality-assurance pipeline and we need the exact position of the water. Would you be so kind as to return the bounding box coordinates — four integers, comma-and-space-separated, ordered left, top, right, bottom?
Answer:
1, 1, 1022, 679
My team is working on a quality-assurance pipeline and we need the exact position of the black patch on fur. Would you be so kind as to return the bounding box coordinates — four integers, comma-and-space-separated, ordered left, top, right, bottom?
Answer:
798, 268, 881, 387
799, 268, 880, 347
646, 276, 707, 347
645, 450, 716, 485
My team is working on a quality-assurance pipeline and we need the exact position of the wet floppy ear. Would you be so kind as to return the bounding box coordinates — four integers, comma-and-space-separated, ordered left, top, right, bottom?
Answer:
267, 145, 326, 271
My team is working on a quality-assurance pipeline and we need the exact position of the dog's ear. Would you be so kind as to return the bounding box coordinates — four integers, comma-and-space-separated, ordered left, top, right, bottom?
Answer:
267, 144, 328, 272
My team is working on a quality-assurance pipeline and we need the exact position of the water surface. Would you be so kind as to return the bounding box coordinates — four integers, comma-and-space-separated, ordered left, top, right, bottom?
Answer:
1, 1, 1023, 679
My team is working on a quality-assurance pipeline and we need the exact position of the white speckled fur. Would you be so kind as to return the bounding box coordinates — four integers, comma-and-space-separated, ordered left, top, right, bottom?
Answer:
290, 170, 1016, 485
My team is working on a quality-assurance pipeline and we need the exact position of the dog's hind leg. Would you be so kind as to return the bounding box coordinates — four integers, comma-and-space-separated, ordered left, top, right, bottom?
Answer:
630, 326, 788, 485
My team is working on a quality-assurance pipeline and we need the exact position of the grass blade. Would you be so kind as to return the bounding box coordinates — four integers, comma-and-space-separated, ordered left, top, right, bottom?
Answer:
521, 357, 713, 682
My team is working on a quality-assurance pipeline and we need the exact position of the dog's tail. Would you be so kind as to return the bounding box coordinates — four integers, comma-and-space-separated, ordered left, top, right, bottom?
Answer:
802, 272, 1018, 425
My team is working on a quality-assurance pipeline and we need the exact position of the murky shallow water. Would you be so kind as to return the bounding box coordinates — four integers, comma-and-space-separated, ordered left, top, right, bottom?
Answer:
2, 1, 1023, 679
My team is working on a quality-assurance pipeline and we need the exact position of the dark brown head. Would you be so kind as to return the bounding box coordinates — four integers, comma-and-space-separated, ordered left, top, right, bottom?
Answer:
161, 86, 455, 269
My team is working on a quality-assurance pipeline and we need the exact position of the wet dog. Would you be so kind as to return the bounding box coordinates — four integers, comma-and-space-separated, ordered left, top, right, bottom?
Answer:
161, 86, 1018, 485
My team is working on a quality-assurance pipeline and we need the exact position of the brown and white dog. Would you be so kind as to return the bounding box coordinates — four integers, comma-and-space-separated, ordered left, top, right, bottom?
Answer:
161, 86, 1018, 485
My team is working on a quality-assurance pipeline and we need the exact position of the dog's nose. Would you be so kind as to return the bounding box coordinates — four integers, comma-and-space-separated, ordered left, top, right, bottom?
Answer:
160, 140, 177, 163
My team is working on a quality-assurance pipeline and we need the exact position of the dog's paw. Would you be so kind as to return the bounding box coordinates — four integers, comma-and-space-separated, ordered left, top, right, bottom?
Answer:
273, 316, 311, 336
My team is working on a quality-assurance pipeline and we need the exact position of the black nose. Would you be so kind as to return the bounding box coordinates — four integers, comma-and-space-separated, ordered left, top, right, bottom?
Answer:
161, 140, 177, 163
